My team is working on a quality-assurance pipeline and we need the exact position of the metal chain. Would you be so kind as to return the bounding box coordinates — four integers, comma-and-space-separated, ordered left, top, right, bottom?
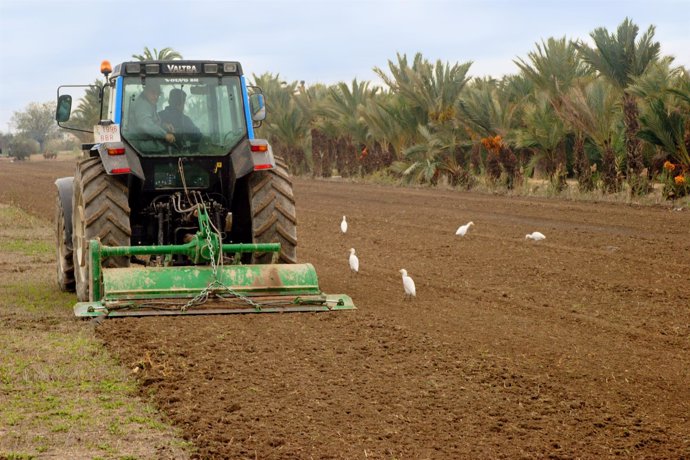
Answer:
180, 200, 263, 312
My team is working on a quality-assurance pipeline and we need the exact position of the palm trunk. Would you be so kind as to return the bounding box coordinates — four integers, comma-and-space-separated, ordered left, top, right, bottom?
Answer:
310, 129, 325, 178
623, 92, 647, 195
573, 131, 594, 192
552, 142, 568, 193
470, 143, 482, 175
499, 145, 519, 189
384, 144, 395, 168
323, 138, 334, 178
294, 147, 307, 174
486, 150, 501, 183
334, 137, 350, 177
359, 144, 374, 175
601, 140, 620, 193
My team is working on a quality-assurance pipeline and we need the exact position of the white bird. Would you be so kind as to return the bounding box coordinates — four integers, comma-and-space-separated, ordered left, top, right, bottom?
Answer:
348, 248, 359, 274
399, 269, 416, 299
340, 215, 348, 234
455, 221, 474, 236
525, 231, 546, 241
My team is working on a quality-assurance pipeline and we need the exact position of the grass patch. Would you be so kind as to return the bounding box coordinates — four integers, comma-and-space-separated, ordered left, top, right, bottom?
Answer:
0, 204, 191, 459
0, 205, 48, 230
2, 282, 73, 314
4, 239, 52, 256
1, 453, 36, 460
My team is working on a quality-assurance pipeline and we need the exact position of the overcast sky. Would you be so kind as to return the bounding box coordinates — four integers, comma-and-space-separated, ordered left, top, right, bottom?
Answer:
0, 0, 688, 133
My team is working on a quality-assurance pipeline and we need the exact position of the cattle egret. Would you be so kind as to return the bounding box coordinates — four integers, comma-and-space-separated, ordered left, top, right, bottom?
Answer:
455, 221, 474, 236
348, 248, 359, 274
340, 216, 348, 234
399, 269, 416, 299
525, 231, 546, 241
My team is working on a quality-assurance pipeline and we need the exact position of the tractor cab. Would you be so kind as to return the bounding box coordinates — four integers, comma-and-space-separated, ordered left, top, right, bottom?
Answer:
57, 60, 266, 157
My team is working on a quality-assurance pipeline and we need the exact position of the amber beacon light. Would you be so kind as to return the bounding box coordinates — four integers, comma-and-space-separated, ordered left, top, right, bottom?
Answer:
100, 60, 112, 78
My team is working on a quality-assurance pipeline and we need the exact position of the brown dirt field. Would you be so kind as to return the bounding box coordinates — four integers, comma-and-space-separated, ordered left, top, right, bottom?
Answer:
1, 158, 689, 459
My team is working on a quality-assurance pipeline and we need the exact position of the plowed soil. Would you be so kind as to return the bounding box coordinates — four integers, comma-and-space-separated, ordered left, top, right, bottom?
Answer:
2, 157, 689, 459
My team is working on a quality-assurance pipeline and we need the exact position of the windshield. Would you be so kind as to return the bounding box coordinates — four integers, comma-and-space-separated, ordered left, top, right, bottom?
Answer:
120, 76, 247, 156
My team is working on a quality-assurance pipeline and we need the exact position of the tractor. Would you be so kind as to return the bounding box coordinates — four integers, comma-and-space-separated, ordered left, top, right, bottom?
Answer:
55, 60, 354, 317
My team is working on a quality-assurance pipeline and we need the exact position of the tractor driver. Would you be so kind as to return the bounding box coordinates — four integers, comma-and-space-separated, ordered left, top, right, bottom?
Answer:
158, 89, 202, 148
129, 81, 176, 153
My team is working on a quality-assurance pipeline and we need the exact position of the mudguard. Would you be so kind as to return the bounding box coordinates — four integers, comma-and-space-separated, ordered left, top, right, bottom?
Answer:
231, 139, 275, 179
95, 142, 145, 179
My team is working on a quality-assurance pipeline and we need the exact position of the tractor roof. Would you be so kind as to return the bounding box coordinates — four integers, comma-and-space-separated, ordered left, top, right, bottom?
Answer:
111, 61, 243, 79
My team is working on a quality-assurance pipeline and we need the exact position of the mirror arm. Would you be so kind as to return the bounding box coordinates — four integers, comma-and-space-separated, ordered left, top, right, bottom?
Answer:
98, 82, 106, 121
56, 122, 95, 135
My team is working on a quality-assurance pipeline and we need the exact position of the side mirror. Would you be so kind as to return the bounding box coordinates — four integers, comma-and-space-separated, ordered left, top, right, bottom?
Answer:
249, 93, 266, 122
56, 95, 73, 122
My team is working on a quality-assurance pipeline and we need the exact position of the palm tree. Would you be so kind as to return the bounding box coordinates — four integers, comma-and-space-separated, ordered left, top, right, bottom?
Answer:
355, 93, 405, 172
556, 80, 624, 192
515, 37, 593, 189
251, 73, 310, 173
320, 79, 379, 176
325, 79, 377, 144
374, 53, 430, 128
375, 53, 476, 185
575, 18, 661, 194
392, 126, 447, 185
515, 37, 590, 96
291, 83, 333, 176
515, 93, 568, 191
374, 52, 472, 129
638, 99, 689, 167
391, 122, 475, 187
632, 65, 690, 199
457, 79, 523, 187
132, 47, 183, 61
628, 58, 688, 178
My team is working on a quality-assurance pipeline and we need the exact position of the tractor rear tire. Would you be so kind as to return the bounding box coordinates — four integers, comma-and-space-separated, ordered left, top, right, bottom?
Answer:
56, 194, 75, 292
248, 156, 297, 264
72, 157, 131, 302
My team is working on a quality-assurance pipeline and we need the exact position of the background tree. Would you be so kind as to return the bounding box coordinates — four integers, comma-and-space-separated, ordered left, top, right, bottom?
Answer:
8, 136, 39, 160
132, 47, 183, 61
628, 58, 688, 170
515, 36, 592, 189
251, 73, 310, 173
358, 92, 411, 171
11, 101, 58, 153
557, 80, 623, 192
322, 79, 378, 176
375, 53, 474, 184
0, 131, 12, 156
633, 67, 690, 198
515, 36, 590, 97
515, 93, 568, 191
575, 18, 661, 194
457, 78, 523, 187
